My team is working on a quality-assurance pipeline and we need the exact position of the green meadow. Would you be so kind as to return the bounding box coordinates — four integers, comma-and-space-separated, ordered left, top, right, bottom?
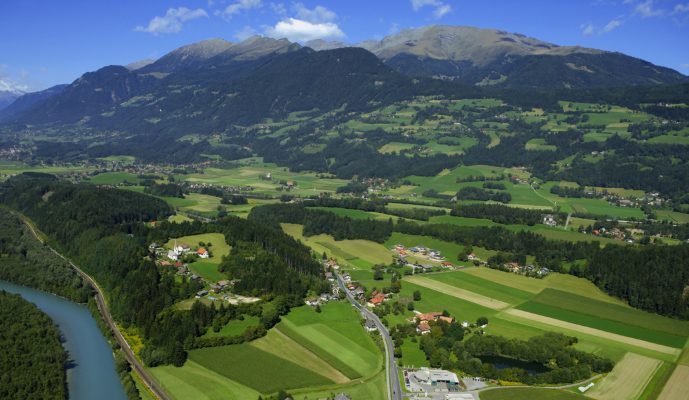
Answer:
202, 316, 261, 338
516, 301, 687, 349
425, 271, 533, 305
518, 289, 689, 340
189, 344, 333, 393
480, 387, 585, 400
277, 302, 382, 379
150, 360, 260, 400
87, 172, 140, 185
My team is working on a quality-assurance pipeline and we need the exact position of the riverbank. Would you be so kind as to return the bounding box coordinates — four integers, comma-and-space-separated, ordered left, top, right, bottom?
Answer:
0, 280, 127, 400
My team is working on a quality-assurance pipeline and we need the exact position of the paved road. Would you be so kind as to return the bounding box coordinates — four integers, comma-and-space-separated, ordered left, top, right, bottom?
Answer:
21, 215, 171, 400
336, 273, 403, 400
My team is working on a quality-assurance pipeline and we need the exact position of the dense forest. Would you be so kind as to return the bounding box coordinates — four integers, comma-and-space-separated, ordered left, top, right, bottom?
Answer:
0, 209, 90, 302
584, 244, 689, 318
0, 291, 67, 400
0, 173, 325, 367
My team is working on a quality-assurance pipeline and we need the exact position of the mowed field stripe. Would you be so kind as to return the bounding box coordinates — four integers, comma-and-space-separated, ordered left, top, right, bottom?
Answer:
251, 328, 350, 384
588, 352, 661, 400
504, 309, 681, 356
407, 276, 510, 310
658, 365, 689, 400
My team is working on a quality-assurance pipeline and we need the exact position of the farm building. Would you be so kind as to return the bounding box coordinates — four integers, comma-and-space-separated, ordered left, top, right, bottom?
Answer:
417, 321, 431, 335
197, 247, 209, 258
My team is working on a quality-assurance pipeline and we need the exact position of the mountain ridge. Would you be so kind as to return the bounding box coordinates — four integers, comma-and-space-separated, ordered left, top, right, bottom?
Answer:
2, 24, 687, 128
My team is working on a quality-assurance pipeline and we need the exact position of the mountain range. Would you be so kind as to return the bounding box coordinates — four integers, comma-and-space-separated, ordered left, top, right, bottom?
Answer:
0, 86, 26, 112
1, 25, 686, 128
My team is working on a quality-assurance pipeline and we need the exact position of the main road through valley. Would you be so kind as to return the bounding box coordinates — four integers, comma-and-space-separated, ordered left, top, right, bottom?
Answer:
336, 273, 403, 400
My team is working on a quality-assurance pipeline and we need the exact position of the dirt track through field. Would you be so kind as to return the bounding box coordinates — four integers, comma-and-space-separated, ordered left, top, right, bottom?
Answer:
658, 365, 689, 400
407, 276, 510, 310
504, 309, 681, 355
588, 352, 661, 400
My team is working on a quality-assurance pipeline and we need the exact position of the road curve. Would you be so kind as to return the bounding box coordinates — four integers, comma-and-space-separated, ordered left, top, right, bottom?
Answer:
336, 273, 403, 400
21, 215, 171, 400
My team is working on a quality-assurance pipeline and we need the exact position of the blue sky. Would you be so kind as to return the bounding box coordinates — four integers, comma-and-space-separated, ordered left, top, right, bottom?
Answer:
1, 0, 688, 92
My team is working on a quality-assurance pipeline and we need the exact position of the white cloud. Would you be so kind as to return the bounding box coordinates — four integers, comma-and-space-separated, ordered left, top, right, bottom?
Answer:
580, 22, 595, 36
0, 79, 28, 94
433, 4, 451, 18
135, 7, 208, 35
234, 26, 258, 41
217, 0, 262, 20
270, 2, 287, 16
411, 0, 452, 19
265, 17, 344, 42
634, 0, 664, 17
580, 16, 624, 36
673, 3, 689, 14
602, 18, 622, 32
263, 3, 344, 42
294, 2, 336, 23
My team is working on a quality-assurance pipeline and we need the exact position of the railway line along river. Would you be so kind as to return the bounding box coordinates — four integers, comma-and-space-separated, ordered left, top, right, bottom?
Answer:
0, 280, 126, 400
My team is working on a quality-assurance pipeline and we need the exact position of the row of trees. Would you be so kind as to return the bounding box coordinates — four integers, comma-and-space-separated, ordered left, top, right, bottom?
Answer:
456, 187, 512, 203
451, 203, 555, 226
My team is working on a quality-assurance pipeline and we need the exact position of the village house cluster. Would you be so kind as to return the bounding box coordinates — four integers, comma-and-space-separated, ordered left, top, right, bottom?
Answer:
392, 244, 456, 271
414, 311, 455, 335
501, 262, 550, 278
149, 240, 252, 304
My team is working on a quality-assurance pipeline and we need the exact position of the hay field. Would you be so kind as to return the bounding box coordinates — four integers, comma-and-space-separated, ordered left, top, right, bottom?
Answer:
658, 365, 689, 400
588, 352, 661, 400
